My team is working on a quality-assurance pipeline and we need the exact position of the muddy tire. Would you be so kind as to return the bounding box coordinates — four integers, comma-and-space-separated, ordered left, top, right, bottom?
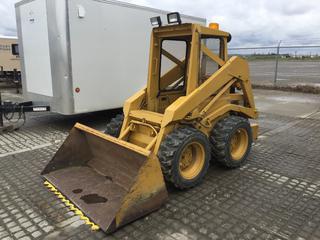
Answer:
158, 127, 211, 189
104, 114, 124, 138
210, 116, 252, 168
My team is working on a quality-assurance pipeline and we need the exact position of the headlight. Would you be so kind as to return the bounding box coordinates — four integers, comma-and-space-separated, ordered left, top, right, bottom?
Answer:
167, 12, 182, 25
150, 16, 162, 27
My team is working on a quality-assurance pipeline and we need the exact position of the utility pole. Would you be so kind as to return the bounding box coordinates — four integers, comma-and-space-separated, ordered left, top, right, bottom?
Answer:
274, 40, 281, 86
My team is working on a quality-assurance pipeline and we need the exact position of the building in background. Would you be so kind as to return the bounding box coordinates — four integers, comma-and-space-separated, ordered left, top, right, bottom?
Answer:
0, 36, 21, 88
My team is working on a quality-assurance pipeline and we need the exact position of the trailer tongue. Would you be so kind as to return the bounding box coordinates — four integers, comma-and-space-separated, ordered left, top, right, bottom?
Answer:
42, 123, 168, 233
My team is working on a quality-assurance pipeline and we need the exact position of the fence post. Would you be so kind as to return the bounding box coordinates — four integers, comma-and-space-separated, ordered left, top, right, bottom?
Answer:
274, 40, 282, 85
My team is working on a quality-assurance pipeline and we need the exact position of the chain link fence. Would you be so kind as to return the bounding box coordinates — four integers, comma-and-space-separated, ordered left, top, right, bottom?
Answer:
229, 44, 320, 90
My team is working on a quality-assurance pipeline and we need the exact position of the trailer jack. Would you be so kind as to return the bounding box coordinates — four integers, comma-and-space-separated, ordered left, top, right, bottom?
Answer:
0, 93, 50, 133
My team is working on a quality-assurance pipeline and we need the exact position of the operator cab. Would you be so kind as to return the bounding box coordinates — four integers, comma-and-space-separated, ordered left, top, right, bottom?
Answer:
148, 13, 231, 113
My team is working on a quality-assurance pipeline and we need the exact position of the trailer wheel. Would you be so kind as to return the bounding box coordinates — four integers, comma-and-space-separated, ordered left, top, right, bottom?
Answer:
104, 114, 124, 138
210, 116, 252, 168
158, 127, 210, 189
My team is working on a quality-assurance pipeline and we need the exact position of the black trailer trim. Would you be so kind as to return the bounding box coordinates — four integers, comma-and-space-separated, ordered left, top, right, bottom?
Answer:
0, 93, 50, 132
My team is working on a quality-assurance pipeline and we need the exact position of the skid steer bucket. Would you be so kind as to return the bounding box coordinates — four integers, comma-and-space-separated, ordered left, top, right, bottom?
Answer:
41, 123, 168, 233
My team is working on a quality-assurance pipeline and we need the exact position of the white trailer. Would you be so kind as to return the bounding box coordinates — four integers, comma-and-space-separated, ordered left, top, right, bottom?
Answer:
15, 0, 206, 115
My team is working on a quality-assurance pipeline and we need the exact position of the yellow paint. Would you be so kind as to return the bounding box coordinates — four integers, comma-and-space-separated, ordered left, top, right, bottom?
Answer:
115, 155, 167, 226
201, 44, 225, 67
250, 123, 259, 140
44, 181, 100, 231
75, 123, 150, 157
179, 142, 205, 180
42, 22, 259, 233
230, 128, 249, 160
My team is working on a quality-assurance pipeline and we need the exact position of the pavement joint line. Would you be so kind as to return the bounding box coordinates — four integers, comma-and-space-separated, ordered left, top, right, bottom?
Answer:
260, 119, 300, 138
260, 110, 320, 138
298, 108, 320, 119
56, 216, 82, 228
243, 165, 320, 196
0, 143, 52, 158
205, 184, 290, 240
237, 166, 319, 240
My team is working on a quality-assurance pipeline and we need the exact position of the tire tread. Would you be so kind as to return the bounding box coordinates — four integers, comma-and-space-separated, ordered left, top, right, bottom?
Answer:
104, 114, 124, 137
210, 116, 252, 168
158, 127, 210, 189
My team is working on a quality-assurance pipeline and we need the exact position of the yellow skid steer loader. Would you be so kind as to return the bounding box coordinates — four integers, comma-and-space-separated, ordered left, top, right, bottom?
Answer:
42, 14, 258, 233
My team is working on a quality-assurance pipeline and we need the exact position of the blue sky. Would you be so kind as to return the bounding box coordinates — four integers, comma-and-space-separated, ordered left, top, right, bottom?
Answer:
1, 0, 320, 48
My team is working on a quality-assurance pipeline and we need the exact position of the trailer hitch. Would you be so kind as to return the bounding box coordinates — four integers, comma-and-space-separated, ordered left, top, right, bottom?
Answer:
0, 92, 50, 133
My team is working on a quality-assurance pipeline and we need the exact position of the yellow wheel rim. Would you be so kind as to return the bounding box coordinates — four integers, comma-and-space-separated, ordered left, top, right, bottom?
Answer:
179, 142, 205, 180
230, 128, 249, 161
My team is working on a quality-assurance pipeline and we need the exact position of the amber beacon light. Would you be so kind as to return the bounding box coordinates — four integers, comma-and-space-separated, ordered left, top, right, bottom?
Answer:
209, 22, 219, 30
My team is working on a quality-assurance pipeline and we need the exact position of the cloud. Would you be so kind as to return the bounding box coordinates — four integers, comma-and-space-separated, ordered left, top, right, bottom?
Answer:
124, 0, 320, 46
1, 0, 320, 47
0, 0, 19, 37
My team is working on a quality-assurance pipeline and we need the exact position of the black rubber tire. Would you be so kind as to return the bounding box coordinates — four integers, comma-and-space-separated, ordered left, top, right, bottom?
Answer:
104, 114, 124, 137
210, 116, 252, 168
158, 127, 211, 189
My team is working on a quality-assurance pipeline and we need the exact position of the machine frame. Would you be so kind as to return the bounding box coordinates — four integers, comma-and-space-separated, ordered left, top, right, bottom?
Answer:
120, 23, 258, 154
